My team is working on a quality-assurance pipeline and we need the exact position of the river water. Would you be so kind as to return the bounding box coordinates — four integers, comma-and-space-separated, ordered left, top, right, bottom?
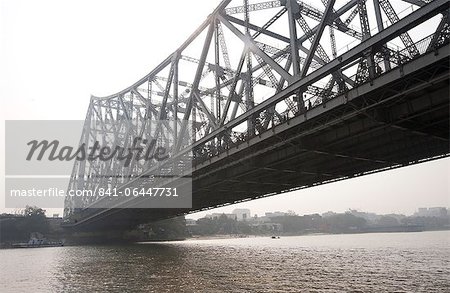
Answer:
1, 231, 449, 292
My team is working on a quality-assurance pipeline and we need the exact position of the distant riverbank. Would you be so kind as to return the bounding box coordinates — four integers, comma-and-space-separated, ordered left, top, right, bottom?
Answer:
186, 227, 450, 241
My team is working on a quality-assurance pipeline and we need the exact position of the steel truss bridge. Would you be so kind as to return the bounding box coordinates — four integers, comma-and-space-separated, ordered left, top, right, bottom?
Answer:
64, 0, 449, 231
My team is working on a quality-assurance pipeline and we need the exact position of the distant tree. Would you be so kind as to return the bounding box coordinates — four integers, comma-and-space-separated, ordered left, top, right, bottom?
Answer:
270, 214, 323, 233
287, 210, 297, 216
23, 206, 46, 218
216, 214, 237, 234
0, 206, 49, 242
192, 215, 253, 235
17, 206, 49, 236
195, 218, 217, 235
377, 216, 399, 227
325, 213, 367, 233
145, 216, 187, 240
236, 220, 252, 234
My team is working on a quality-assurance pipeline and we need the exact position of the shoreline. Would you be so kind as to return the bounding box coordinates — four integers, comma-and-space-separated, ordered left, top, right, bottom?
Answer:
2, 229, 449, 248
186, 228, 450, 241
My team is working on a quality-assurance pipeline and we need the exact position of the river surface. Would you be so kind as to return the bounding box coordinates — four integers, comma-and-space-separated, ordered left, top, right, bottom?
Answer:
1, 231, 449, 292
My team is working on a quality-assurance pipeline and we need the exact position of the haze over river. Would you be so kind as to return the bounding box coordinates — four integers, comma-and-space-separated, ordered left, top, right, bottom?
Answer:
1, 231, 449, 292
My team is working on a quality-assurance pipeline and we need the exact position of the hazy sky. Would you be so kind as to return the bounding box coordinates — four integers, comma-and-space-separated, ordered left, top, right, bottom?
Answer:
0, 0, 448, 217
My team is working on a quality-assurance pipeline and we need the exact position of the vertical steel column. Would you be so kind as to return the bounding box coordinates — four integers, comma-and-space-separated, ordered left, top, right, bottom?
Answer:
373, 0, 384, 33
358, 0, 375, 79
286, 0, 300, 75
147, 78, 152, 137
373, 0, 391, 71
214, 19, 221, 122
244, 0, 254, 136
172, 53, 179, 152
286, 0, 304, 111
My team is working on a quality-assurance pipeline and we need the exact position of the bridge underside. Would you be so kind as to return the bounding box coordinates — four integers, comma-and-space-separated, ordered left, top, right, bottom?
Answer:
67, 46, 449, 231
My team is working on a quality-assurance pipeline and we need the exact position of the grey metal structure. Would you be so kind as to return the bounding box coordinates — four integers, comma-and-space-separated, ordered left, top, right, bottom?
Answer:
64, 0, 449, 230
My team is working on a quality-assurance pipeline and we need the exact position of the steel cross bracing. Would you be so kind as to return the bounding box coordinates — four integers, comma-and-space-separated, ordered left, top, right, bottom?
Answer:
65, 0, 449, 217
